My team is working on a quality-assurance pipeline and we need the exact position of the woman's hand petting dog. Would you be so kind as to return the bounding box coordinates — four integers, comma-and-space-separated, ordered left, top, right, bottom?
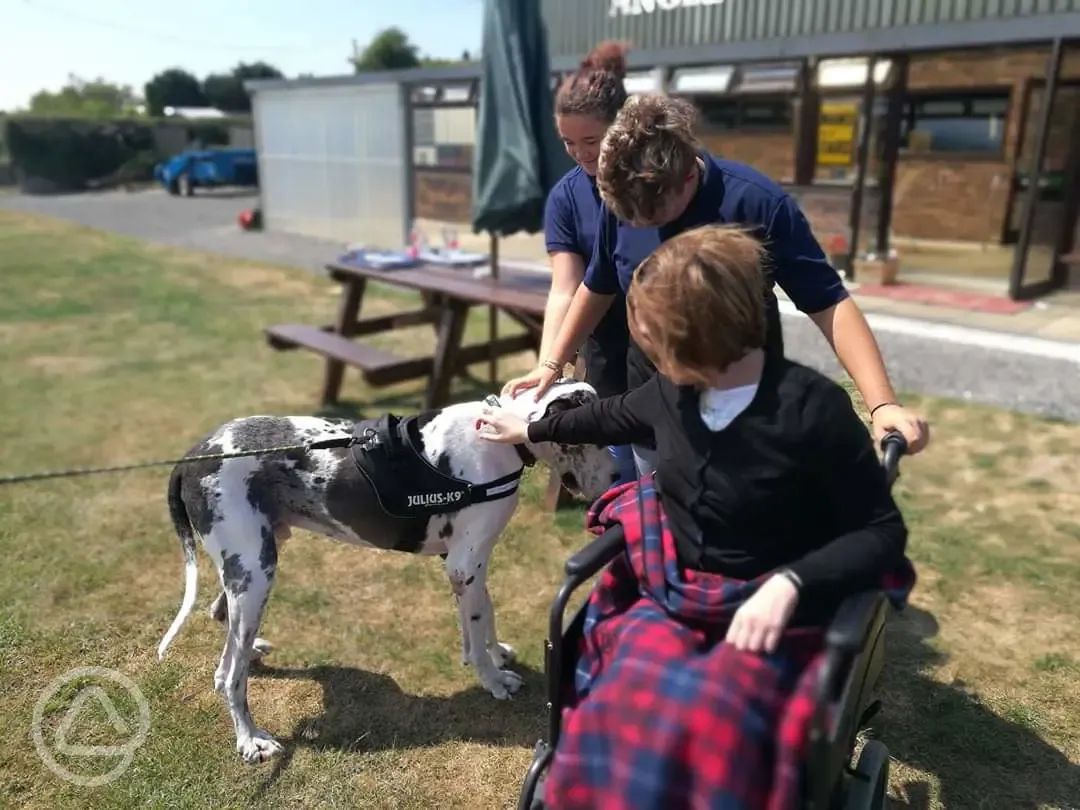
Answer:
476, 405, 530, 445
725, 574, 800, 654
502, 364, 561, 401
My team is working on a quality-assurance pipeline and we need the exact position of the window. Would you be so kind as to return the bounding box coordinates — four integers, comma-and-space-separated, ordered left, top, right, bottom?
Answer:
670, 65, 734, 95
736, 63, 800, 94
410, 82, 476, 106
411, 86, 438, 104
411, 100, 476, 171
816, 58, 892, 89
900, 91, 1009, 156
624, 69, 664, 95
440, 83, 474, 104
695, 97, 792, 131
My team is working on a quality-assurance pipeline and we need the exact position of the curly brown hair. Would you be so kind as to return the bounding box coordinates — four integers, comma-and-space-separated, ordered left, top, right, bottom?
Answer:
597, 94, 701, 225
627, 225, 768, 385
555, 41, 629, 123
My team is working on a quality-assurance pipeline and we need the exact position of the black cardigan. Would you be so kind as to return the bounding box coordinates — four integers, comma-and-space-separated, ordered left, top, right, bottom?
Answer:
528, 356, 908, 618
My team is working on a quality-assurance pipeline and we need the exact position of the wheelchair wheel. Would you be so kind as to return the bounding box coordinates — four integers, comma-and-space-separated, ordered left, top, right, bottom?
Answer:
843, 740, 889, 810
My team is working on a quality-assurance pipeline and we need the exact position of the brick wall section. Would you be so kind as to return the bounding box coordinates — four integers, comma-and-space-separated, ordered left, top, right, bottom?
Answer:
891, 46, 1080, 243
699, 131, 794, 182
415, 170, 472, 222
891, 160, 1011, 243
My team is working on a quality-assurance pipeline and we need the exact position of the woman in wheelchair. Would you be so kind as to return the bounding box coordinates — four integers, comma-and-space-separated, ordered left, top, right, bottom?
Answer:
478, 225, 917, 810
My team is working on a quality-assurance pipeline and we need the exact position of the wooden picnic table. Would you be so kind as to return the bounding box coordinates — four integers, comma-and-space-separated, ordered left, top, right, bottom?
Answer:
264, 256, 580, 511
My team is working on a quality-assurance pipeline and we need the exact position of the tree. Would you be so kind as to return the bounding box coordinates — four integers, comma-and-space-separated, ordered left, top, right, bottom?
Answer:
202, 62, 284, 114
27, 75, 137, 118
143, 68, 208, 117
351, 27, 421, 72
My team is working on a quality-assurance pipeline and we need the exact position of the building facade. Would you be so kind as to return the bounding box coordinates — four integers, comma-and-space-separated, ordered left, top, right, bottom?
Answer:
537, 0, 1080, 294
248, 1, 1080, 297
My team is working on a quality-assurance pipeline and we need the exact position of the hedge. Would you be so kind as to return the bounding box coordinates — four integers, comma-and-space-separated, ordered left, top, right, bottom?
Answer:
2, 115, 253, 194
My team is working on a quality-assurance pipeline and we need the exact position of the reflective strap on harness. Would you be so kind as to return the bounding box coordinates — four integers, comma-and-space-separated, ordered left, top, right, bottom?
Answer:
468, 468, 523, 504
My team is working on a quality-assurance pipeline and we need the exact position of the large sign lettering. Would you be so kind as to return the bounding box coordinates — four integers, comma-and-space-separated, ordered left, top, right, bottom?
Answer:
610, 0, 725, 16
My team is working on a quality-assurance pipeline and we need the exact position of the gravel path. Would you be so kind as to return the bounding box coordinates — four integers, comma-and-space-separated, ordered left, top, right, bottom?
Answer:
780, 314, 1080, 422
3, 189, 1078, 422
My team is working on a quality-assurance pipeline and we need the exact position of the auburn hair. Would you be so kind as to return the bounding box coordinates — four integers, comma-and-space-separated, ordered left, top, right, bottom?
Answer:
627, 225, 768, 386
555, 41, 630, 123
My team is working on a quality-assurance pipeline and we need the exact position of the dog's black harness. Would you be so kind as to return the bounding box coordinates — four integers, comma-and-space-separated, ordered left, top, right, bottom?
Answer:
349, 397, 533, 520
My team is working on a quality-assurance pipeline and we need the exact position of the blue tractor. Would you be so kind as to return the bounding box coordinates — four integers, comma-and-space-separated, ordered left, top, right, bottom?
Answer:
155, 148, 259, 196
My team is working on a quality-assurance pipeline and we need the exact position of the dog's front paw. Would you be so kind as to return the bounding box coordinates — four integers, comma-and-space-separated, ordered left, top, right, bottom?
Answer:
481, 666, 524, 700
250, 637, 274, 661
489, 642, 516, 668
237, 730, 284, 764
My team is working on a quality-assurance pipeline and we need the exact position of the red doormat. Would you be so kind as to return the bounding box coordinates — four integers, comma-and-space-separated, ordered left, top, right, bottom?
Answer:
853, 283, 1032, 315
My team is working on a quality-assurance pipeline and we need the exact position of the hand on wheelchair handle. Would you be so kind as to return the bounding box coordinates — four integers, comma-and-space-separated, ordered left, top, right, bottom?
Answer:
871, 402, 929, 454
880, 430, 907, 485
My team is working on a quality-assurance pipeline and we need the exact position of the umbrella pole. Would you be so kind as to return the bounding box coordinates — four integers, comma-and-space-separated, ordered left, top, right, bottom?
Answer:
488, 233, 499, 385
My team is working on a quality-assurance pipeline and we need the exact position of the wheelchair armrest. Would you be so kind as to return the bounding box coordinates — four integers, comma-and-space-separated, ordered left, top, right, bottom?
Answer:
825, 590, 887, 652
564, 525, 626, 582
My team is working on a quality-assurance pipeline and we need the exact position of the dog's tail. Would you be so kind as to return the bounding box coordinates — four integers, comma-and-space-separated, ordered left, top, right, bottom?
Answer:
158, 466, 199, 661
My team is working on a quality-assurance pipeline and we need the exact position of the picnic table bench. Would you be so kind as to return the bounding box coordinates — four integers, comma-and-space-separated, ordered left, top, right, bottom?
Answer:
265, 256, 581, 511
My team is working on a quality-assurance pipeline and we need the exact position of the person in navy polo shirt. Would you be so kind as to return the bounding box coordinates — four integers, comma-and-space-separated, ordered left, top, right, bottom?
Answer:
512, 93, 929, 474
517, 41, 658, 484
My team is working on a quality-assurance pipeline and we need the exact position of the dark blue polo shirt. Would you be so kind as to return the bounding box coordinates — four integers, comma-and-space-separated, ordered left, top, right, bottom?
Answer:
583, 152, 849, 359
544, 166, 633, 398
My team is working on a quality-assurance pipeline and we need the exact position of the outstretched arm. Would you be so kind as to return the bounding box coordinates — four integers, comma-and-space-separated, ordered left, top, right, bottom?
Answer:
767, 197, 929, 454
527, 373, 659, 447
480, 375, 660, 449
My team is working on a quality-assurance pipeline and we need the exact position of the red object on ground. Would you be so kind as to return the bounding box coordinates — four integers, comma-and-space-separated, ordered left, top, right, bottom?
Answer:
853, 282, 1032, 315
238, 209, 255, 230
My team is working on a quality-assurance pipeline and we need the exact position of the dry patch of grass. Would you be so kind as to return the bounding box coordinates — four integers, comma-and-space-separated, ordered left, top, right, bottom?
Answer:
0, 211, 1078, 809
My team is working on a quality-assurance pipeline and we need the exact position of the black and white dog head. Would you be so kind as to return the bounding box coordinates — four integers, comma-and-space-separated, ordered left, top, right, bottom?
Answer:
505, 379, 619, 501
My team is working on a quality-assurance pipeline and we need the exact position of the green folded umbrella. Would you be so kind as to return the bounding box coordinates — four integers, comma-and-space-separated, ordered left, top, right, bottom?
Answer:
472, 0, 572, 382
472, 0, 571, 238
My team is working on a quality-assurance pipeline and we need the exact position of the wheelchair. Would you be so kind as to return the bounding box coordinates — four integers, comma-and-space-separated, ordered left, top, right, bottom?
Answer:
518, 432, 909, 810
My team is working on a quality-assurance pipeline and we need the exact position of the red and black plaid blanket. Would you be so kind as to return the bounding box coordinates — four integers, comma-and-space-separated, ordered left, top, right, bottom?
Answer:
543, 475, 916, 810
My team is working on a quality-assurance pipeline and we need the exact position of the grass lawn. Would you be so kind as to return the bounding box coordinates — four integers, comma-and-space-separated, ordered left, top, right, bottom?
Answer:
0, 211, 1078, 810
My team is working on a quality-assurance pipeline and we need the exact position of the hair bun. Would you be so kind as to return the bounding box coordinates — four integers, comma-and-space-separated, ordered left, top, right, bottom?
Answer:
580, 40, 629, 80
623, 94, 698, 133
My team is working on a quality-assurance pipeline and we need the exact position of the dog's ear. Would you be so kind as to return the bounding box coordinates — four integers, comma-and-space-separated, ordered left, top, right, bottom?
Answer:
542, 389, 595, 418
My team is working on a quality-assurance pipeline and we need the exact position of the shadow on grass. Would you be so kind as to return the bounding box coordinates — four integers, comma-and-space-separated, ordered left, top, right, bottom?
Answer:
876, 606, 1080, 809
251, 658, 546, 792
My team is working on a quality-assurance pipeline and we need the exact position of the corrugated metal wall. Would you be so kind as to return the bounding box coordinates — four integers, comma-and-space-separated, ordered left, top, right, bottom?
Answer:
543, 0, 1080, 59
253, 82, 409, 246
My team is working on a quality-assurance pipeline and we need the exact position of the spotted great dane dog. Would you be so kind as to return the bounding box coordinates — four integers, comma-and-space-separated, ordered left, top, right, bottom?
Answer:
156, 381, 616, 764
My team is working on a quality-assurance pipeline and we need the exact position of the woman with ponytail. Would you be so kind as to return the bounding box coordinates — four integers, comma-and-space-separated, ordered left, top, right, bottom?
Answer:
507, 41, 659, 484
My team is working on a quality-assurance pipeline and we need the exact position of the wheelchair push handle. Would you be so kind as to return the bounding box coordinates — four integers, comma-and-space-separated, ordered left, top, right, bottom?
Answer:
880, 430, 907, 487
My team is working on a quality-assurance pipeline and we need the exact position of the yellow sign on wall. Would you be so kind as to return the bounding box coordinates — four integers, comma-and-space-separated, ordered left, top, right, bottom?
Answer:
817, 102, 859, 167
